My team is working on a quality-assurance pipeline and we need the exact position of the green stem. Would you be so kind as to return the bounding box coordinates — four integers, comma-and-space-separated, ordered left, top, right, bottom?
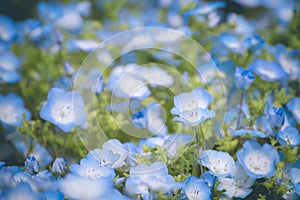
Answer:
236, 90, 245, 129
193, 126, 204, 179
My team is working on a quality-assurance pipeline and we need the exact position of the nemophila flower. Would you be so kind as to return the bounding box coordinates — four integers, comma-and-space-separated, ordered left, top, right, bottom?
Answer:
290, 168, 300, 195
249, 59, 288, 82
69, 158, 115, 180
287, 98, 300, 124
53, 76, 72, 91
201, 150, 236, 178
242, 34, 265, 52
0, 15, 18, 42
29, 24, 54, 49
59, 174, 114, 200
277, 126, 300, 147
182, 176, 211, 200
0, 93, 31, 127
136, 66, 174, 87
218, 33, 242, 53
218, 162, 255, 199
184, 1, 226, 17
52, 157, 66, 174
67, 39, 98, 52
107, 64, 151, 100
264, 100, 285, 129
227, 13, 255, 35
237, 140, 279, 179
86, 149, 120, 168
274, 44, 300, 81
234, 67, 255, 90
0, 51, 22, 84
42, 190, 64, 200
125, 162, 181, 199
63, 61, 74, 75
25, 156, 39, 175
171, 88, 215, 126
0, 182, 40, 200
40, 87, 87, 132
132, 102, 168, 136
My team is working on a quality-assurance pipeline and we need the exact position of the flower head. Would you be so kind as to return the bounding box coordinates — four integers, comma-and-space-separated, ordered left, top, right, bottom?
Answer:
182, 176, 211, 200
277, 126, 300, 147
25, 156, 39, 175
234, 67, 255, 90
265, 100, 285, 129
287, 98, 300, 124
52, 157, 66, 174
171, 88, 215, 126
237, 140, 279, 179
40, 87, 87, 132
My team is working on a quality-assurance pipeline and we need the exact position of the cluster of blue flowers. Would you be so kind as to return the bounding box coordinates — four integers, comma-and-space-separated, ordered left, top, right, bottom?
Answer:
1, 0, 300, 199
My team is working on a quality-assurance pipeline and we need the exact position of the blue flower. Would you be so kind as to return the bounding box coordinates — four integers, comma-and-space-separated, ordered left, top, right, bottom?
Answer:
237, 140, 279, 179
125, 162, 181, 199
184, 1, 226, 16
52, 157, 66, 174
243, 34, 265, 52
0, 51, 22, 84
63, 61, 74, 75
67, 39, 98, 52
264, 100, 285, 129
171, 88, 215, 126
234, 67, 255, 90
249, 59, 288, 82
69, 158, 115, 180
287, 98, 300, 124
0, 93, 31, 127
86, 149, 120, 168
231, 128, 268, 138
201, 150, 236, 178
277, 126, 300, 147
182, 176, 211, 200
0, 15, 18, 42
25, 156, 39, 175
136, 66, 174, 87
40, 87, 87, 132
132, 102, 168, 136
290, 168, 300, 196
217, 162, 255, 199
1, 182, 40, 200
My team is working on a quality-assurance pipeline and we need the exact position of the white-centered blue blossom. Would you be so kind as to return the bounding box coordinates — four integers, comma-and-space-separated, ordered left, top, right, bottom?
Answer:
217, 162, 256, 199
237, 140, 279, 179
290, 168, 300, 196
0, 52, 22, 84
234, 67, 255, 90
0, 93, 31, 127
249, 59, 288, 82
182, 176, 212, 200
277, 126, 300, 147
40, 87, 87, 132
287, 98, 300, 124
86, 149, 120, 168
69, 158, 115, 180
264, 100, 285, 129
0, 15, 18, 42
171, 88, 215, 126
125, 162, 181, 199
201, 150, 236, 178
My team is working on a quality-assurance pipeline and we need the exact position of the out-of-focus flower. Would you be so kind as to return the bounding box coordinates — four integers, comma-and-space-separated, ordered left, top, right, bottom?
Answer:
69, 158, 115, 180
277, 126, 300, 147
125, 162, 181, 199
249, 59, 288, 82
171, 88, 215, 126
63, 62, 74, 75
0, 182, 40, 200
237, 140, 279, 179
242, 34, 265, 52
182, 176, 211, 200
201, 150, 236, 178
40, 87, 87, 132
52, 157, 66, 174
234, 67, 255, 90
227, 13, 255, 35
287, 98, 300, 124
136, 66, 174, 87
0, 15, 18, 43
290, 168, 300, 196
217, 162, 255, 199
264, 100, 285, 129
0, 93, 31, 127
25, 156, 39, 175
231, 128, 268, 138
0, 52, 22, 84
67, 39, 98, 52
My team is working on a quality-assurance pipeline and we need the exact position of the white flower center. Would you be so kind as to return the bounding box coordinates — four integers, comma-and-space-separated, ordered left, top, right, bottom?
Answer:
209, 159, 229, 175
85, 168, 102, 179
244, 152, 271, 174
51, 103, 74, 124
0, 105, 19, 124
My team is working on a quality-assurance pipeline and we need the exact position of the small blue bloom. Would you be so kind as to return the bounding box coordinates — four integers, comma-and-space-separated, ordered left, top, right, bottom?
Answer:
182, 176, 211, 200
29, 24, 54, 49
184, 1, 226, 16
67, 39, 98, 52
287, 98, 300, 124
52, 157, 66, 174
243, 34, 265, 52
0, 51, 22, 84
237, 140, 279, 179
232, 128, 268, 138
290, 168, 300, 196
25, 156, 39, 175
1, 182, 40, 200
53, 76, 72, 91
136, 66, 174, 87
0, 15, 18, 42
40, 87, 87, 132
201, 150, 236, 178
249, 59, 288, 82
86, 149, 120, 168
277, 126, 300, 147
0, 93, 31, 127
227, 13, 255, 34
234, 67, 255, 90
171, 88, 215, 126
264, 100, 285, 129
70, 158, 115, 180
